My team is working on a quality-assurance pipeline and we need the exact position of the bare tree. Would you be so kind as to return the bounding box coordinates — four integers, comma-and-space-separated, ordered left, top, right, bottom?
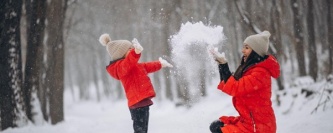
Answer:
0, 0, 26, 130
45, 0, 68, 124
291, 0, 307, 76
24, 0, 47, 122
306, 0, 318, 81
270, 0, 285, 106
327, 0, 333, 74
225, 0, 241, 67
161, 0, 182, 101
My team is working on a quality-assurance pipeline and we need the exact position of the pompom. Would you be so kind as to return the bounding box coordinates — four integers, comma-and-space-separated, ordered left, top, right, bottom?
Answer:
99, 33, 111, 46
261, 30, 271, 37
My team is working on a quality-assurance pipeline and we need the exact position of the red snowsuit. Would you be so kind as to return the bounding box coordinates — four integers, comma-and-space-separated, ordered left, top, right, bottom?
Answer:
106, 49, 162, 107
217, 55, 280, 133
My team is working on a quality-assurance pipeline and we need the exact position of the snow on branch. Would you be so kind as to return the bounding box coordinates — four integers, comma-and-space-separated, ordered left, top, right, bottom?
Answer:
311, 75, 333, 114
234, 0, 277, 54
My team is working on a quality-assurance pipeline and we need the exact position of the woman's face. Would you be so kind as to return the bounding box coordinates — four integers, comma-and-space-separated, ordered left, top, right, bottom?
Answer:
242, 44, 253, 62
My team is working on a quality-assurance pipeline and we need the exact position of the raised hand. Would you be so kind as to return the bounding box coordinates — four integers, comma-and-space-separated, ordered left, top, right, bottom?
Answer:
210, 48, 227, 64
132, 38, 143, 54
159, 57, 173, 68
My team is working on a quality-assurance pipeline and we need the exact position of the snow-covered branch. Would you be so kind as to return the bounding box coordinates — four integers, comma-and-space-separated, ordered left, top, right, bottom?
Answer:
234, 0, 277, 54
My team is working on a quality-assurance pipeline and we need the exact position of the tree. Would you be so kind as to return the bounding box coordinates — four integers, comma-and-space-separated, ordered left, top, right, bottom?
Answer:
45, 0, 67, 124
270, 0, 285, 105
291, 0, 307, 77
225, 0, 241, 67
306, 0, 318, 81
24, 0, 47, 122
0, 0, 25, 130
161, 0, 182, 101
327, 0, 333, 74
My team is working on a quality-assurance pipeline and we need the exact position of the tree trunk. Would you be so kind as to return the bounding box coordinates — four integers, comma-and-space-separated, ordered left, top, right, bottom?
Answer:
91, 57, 101, 101
161, 0, 180, 101
307, 0, 318, 81
226, 0, 240, 66
291, 0, 307, 76
46, 0, 67, 125
24, 0, 47, 122
0, 0, 24, 130
271, 0, 285, 106
327, 0, 333, 74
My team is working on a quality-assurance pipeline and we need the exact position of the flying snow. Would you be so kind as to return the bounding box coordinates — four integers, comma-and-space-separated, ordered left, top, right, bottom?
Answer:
169, 21, 226, 101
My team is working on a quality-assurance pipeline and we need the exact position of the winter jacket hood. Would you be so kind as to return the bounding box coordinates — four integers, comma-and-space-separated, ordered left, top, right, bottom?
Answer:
255, 55, 280, 79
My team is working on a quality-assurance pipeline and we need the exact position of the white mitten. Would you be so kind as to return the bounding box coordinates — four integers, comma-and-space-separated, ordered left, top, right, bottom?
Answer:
132, 38, 143, 54
210, 48, 227, 64
159, 57, 173, 68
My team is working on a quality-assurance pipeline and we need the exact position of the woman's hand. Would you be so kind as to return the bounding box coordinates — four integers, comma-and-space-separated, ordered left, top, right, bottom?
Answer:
210, 48, 227, 64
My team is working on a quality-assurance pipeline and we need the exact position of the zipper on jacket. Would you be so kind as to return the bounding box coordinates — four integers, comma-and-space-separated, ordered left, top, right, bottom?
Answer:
250, 111, 256, 133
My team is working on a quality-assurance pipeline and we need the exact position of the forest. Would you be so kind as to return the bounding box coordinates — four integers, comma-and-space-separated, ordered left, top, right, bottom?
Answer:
0, 0, 332, 131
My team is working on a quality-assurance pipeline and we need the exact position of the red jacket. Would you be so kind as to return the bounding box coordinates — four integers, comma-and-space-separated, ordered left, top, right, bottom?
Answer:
217, 55, 280, 133
106, 49, 162, 107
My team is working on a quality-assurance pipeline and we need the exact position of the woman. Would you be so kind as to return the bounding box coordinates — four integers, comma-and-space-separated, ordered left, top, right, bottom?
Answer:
209, 31, 280, 133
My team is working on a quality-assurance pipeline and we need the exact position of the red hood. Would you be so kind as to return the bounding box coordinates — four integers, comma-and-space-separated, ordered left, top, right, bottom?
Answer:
255, 55, 280, 78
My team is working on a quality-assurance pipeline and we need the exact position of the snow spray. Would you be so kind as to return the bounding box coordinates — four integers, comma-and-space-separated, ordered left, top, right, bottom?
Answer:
169, 21, 225, 105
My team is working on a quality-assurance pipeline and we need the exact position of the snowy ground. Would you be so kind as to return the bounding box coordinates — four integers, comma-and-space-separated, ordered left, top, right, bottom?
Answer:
3, 86, 333, 133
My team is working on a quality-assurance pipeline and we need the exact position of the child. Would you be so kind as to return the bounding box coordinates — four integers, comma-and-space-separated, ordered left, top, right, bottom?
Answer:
99, 34, 173, 133
209, 31, 280, 133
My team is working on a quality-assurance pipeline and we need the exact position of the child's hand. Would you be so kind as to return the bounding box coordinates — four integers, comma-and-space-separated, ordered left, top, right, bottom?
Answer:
159, 57, 173, 68
132, 38, 143, 54
209, 48, 227, 64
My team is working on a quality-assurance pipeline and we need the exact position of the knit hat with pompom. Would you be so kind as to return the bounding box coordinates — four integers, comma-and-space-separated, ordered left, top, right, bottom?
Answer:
99, 34, 133, 61
243, 31, 271, 57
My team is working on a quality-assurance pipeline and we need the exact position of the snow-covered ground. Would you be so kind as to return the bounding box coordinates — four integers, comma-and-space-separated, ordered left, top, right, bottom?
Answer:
3, 84, 333, 133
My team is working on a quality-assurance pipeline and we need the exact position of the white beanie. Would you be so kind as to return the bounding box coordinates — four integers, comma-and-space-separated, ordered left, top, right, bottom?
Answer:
243, 31, 271, 57
99, 34, 133, 61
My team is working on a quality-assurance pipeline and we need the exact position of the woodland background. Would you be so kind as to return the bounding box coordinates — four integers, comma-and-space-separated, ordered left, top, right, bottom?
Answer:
0, 0, 332, 130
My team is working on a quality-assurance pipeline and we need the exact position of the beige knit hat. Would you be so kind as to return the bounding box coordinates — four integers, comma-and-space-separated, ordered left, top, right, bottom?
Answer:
99, 34, 133, 61
243, 31, 271, 57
